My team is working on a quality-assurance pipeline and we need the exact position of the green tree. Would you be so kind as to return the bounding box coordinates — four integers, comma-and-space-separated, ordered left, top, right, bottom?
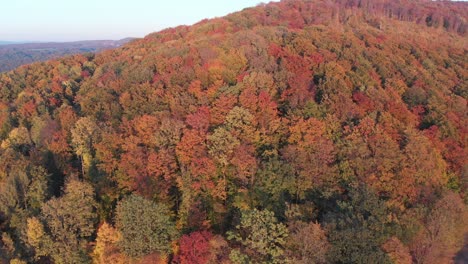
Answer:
0, 163, 49, 261
0, 165, 49, 217
324, 186, 395, 264
228, 209, 288, 263
207, 127, 240, 166
115, 195, 177, 258
225, 106, 256, 142
27, 179, 97, 264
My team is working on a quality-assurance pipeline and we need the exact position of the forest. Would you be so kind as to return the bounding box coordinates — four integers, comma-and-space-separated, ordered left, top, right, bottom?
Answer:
0, 0, 467, 263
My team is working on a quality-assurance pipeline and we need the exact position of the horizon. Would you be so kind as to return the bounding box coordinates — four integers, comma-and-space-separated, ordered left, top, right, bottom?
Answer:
1, 0, 277, 42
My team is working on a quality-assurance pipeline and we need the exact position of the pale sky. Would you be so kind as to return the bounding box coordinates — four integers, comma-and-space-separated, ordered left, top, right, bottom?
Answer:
0, 0, 277, 42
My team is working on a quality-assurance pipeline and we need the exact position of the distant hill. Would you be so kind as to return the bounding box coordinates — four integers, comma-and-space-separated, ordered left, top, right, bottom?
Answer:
0, 41, 18, 45
0, 38, 134, 72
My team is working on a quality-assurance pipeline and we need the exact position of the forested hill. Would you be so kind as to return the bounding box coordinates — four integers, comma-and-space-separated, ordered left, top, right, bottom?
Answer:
0, 38, 134, 72
0, 0, 467, 263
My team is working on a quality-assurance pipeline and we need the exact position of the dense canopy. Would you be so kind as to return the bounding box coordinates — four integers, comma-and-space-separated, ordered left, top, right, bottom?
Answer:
0, 0, 466, 263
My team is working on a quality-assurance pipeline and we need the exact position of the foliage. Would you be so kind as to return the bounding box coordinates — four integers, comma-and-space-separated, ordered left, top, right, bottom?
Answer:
286, 221, 330, 264
115, 195, 177, 258
27, 179, 97, 264
0, 0, 466, 262
324, 186, 395, 264
174, 231, 213, 264
93, 222, 127, 264
409, 192, 468, 264
228, 209, 288, 263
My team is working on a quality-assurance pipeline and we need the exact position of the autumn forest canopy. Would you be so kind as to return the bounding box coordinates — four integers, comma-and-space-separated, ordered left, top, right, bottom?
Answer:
0, 0, 467, 263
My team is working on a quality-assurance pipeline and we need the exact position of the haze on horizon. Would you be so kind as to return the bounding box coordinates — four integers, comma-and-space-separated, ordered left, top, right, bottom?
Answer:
1, 0, 276, 42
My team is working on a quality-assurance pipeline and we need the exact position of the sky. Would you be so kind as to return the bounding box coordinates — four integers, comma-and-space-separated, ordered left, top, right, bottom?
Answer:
0, 0, 276, 42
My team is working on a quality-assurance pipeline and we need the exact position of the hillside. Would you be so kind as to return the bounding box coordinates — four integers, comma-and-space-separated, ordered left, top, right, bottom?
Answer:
0, 38, 134, 72
0, 0, 467, 263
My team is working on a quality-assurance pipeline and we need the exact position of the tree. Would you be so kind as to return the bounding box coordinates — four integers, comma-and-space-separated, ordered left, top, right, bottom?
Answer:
93, 222, 128, 264
26, 217, 50, 259
207, 127, 240, 199
115, 195, 177, 258
0, 162, 49, 261
27, 179, 97, 264
228, 209, 288, 263
409, 192, 467, 264
70, 117, 99, 177
225, 106, 256, 142
0, 164, 49, 217
381, 237, 412, 264
283, 117, 335, 199
174, 231, 213, 264
324, 186, 395, 264
1, 126, 32, 153
207, 127, 240, 167
287, 221, 330, 264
